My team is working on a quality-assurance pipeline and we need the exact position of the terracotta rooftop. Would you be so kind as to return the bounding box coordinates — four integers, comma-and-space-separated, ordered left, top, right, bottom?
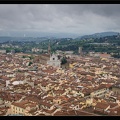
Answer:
95, 102, 110, 110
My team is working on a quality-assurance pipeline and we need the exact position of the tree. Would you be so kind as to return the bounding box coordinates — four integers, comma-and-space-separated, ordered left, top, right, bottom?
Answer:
22, 56, 26, 58
61, 57, 67, 65
28, 61, 33, 66
29, 56, 34, 60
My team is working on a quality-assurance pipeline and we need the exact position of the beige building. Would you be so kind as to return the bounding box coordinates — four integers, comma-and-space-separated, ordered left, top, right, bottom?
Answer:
10, 100, 38, 116
90, 84, 111, 98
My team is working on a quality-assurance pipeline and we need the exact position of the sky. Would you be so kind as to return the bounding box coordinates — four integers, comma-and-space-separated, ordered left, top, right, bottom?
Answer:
0, 4, 120, 37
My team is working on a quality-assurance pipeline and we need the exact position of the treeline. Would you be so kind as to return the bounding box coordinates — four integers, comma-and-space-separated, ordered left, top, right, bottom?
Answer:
93, 35, 120, 45
0, 35, 120, 59
111, 53, 120, 58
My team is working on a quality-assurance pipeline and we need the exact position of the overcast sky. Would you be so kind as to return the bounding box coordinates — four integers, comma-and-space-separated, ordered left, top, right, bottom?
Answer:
0, 4, 120, 37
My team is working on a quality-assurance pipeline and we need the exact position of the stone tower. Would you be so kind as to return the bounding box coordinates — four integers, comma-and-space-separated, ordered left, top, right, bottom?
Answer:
78, 47, 82, 55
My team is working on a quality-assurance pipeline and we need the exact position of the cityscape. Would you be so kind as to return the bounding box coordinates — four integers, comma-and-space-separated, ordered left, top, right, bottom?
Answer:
0, 4, 120, 116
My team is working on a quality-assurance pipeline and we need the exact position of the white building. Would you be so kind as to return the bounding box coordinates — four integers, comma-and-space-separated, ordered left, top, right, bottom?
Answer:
47, 53, 61, 68
6, 80, 24, 87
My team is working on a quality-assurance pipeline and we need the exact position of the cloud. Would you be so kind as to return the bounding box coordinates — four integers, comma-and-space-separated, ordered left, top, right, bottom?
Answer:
0, 4, 120, 36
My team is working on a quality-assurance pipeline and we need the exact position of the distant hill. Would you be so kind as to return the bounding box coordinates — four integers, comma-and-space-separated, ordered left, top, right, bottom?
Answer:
0, 31, 119, 43
77, 32, 119, 39
0, 30, 78, 38
0, 36, 51, 43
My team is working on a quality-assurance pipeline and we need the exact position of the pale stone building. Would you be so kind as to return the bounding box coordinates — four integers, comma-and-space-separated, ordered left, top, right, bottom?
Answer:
47, 53, 61, 68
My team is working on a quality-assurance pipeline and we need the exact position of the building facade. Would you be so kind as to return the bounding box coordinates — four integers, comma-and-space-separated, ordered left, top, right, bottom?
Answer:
47, 53, 61, 68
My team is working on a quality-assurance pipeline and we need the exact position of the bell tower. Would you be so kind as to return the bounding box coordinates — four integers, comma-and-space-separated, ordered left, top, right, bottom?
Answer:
48, 40, 51, 55
78, 47, 82, 56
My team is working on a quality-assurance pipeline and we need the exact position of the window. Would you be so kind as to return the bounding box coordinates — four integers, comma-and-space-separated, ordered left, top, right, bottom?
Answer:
53, 58, 55, 60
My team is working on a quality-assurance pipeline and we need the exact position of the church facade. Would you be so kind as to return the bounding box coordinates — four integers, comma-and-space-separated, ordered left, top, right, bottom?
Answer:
47, 53, 61, 68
